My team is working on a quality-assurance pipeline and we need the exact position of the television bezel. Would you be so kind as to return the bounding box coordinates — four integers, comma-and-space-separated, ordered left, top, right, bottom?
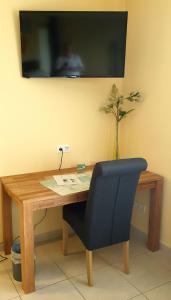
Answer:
19, 11, 128, 78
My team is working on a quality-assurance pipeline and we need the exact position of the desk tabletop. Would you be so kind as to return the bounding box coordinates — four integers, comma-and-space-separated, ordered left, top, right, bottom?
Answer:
1, 167, 163, 209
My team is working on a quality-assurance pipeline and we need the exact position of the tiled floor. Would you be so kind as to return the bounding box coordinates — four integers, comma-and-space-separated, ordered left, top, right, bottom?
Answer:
1, 233, 171, 300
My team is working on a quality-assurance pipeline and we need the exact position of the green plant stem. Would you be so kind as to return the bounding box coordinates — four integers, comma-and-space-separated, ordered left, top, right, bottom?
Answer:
115, 119, 119, 160
115, 103, 119, 160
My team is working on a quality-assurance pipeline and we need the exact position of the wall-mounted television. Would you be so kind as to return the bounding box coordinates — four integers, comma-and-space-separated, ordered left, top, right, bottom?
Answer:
19, 11, 128, 78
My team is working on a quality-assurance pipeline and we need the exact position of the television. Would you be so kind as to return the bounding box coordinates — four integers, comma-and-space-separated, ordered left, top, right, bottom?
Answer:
19, 11, 128, 78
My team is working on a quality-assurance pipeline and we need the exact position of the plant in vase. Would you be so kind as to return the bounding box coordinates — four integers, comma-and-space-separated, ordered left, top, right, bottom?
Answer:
100, 84, 141, 160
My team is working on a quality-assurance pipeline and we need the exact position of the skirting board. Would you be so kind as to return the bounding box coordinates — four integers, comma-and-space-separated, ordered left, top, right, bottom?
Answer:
34, 229, 63, 245
0, 226, 170, 254
0, 229, 63, 252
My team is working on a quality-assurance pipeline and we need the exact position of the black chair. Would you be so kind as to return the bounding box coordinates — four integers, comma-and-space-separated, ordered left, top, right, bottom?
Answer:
62, 158, 147, 286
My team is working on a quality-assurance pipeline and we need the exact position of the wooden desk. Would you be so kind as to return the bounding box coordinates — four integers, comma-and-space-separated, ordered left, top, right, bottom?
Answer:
1, 167, 163, 294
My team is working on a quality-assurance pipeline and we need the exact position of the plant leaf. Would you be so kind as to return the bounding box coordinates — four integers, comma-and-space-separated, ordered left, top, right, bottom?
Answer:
118, 108, 135, 121
126, 91, 141, 102
99, 106, 112, 114
111, 84, 119, 98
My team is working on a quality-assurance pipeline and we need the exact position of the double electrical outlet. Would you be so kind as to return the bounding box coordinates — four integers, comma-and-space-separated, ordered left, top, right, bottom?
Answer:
57, 144, 70, 153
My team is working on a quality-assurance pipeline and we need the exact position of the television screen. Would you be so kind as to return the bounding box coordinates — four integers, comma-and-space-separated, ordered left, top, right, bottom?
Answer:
19, 11, 128, 78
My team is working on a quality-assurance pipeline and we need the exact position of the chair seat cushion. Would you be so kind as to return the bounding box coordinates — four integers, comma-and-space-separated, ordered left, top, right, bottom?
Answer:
63, 202, 86, 243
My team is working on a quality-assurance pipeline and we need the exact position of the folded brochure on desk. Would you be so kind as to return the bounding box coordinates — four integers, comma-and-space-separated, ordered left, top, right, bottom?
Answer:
53, 174, 82, 185
40, 172, 92, 196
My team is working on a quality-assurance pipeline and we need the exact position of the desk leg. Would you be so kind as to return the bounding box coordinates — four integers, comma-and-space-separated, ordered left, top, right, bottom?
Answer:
1, 185, 13, 255
147, 180, 163, 252
20, 202, 35, 293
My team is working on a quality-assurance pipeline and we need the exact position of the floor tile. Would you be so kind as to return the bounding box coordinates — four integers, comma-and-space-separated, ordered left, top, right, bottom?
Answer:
21, 280, 83, 300
146, 248, 171, 270
0, 266, 19, 300
35, 258, 67, 289
35, 241, 59, 261
35, 236, 84, 262
121, 253, 171, 292
54, 250, 107, 278
63, 235, 85, 254
96, 243, 124, 270
36, 236, 106, 278
97, 239, 149, 270
0, 252, 11, 273
145, 281, 171, 300
10, 257, 67, 294
71, 266, 140, 300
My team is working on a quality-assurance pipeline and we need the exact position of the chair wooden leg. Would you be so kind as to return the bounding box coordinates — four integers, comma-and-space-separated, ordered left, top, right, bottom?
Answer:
86, 249, 93, 286
62, 220, 69, 256
123, 241, 129, 274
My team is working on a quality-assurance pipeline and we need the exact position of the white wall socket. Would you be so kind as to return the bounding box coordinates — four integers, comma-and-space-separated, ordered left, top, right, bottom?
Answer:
57, 145, 70, 153
134, 202, 146, 213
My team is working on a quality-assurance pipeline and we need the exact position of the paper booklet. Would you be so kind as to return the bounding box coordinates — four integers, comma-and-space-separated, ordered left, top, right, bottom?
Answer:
53, 174, 82, 186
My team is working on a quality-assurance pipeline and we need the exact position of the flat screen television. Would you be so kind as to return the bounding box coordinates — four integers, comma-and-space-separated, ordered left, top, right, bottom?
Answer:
19, 11, 128, 78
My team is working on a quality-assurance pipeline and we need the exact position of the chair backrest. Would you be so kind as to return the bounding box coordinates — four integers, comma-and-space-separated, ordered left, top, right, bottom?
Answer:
85, 158, 147, 250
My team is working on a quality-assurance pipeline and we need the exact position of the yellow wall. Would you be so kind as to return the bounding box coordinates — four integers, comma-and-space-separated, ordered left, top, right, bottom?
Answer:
0, 0, 125, 243
122, 0, 171, 248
